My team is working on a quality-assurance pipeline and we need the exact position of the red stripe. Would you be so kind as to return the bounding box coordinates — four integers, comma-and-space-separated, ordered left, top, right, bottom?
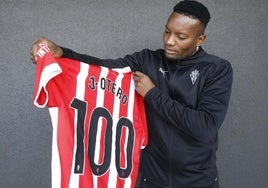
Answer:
116, 71, 132, 188
57, 59, 82, 188
98, 68, 117, 187
80, 65, 101, 187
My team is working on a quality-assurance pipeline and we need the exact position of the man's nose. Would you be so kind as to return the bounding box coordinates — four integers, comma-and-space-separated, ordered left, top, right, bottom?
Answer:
166, 35, 175, 46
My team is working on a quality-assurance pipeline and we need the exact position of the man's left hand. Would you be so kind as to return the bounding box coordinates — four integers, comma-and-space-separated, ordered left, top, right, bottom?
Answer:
133, 71, 155, 97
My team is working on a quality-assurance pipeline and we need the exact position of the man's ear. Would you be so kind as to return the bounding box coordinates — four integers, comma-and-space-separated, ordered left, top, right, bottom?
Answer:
197, 34, 206, 47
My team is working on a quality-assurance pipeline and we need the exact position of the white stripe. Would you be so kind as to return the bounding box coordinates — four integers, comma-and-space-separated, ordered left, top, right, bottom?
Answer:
127, 74, 135, 123
69, 63, 89, 188
108, 71, 124, 188
76, 63, 89, 100
124, 74, 135, 188
123, 128, 130, 169
93, 67, 109, 188
49, 107, 61, 188
94, 67, 108, 163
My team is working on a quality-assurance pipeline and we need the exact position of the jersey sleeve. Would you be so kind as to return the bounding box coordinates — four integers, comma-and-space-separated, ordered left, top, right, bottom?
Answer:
33, 44, 62, 108
61, 47, 149, 72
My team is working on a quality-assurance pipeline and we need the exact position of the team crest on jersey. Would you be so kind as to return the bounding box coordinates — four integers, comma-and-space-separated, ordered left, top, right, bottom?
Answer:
190, 69, 200, 85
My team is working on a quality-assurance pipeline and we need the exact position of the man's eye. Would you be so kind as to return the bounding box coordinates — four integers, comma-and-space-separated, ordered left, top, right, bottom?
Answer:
177, 36, 186, 40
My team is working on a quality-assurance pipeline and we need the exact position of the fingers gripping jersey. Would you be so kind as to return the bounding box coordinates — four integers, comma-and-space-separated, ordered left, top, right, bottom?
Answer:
33, 44, 148, 188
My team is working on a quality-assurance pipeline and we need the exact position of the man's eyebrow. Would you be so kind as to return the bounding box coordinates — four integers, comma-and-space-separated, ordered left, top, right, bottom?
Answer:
165, 24, 187, 35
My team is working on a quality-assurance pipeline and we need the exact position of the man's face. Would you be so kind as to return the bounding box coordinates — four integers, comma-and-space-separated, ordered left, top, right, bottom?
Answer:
163, 12, 205, 60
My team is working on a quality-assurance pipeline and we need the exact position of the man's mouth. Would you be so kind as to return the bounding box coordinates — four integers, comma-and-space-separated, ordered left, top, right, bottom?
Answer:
165, 48, 177, 55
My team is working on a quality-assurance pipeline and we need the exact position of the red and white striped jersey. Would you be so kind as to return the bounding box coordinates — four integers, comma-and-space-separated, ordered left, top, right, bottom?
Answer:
33, 44, 148, 188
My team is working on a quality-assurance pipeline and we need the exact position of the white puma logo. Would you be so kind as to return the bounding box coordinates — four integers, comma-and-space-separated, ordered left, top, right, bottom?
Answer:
159, 67, 168, 78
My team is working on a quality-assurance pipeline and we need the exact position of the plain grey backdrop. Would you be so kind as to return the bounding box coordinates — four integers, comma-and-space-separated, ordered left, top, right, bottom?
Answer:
1, 0, 267, 187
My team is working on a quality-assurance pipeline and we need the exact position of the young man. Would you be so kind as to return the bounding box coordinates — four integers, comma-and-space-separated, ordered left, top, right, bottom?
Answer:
31, 1, 233, 187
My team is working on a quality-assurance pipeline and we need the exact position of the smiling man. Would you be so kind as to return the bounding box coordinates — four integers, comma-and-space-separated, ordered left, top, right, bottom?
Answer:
31, 1, 233, 187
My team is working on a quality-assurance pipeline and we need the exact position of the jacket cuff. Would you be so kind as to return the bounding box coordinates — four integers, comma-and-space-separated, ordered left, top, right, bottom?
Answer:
144, 87, 160, 104
61, 47, 73, 58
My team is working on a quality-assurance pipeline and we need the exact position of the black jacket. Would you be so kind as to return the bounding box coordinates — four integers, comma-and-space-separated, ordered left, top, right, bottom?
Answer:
62, 47, 233, 188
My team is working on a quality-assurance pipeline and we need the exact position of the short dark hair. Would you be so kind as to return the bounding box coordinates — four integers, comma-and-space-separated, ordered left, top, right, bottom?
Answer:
173, 0, 211, 28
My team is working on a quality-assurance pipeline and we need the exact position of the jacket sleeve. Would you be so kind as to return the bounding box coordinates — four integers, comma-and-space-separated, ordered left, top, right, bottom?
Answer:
61, 47, 143, 71
144, 60, 233, 143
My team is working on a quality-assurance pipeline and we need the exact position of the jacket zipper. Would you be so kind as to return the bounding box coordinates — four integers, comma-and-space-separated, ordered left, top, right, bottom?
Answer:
168, 63, 181, 188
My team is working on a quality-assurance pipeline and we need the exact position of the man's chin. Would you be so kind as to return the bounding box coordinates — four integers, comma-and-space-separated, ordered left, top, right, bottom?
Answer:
164, 53, 179, 61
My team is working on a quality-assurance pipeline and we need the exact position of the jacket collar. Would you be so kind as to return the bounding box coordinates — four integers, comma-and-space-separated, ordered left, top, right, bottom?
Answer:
166, 47, 207, 66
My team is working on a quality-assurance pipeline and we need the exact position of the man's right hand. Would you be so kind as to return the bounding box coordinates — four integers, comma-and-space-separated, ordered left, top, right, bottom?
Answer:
30, 37, 63, 64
